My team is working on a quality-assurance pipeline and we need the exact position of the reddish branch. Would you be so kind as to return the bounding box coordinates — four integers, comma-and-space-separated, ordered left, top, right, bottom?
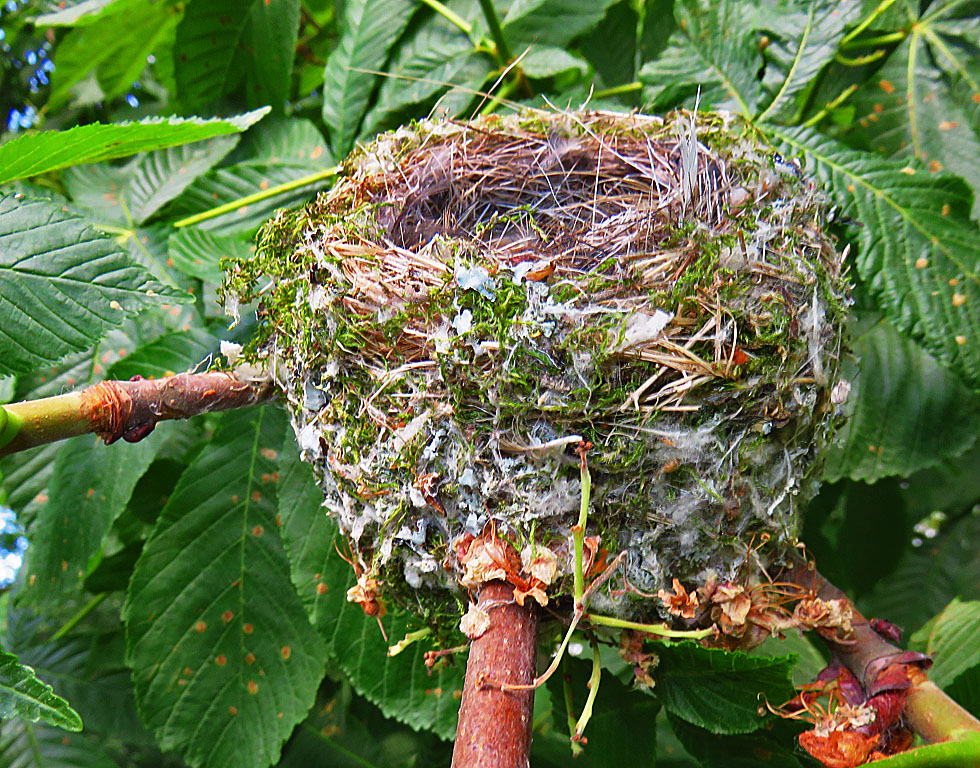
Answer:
452, 580, 539, 768
0, 373, 276, 457
781, 559, 980, 747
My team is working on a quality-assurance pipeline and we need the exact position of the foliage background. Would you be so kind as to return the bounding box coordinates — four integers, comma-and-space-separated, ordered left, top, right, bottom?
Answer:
0, 0, 979, 766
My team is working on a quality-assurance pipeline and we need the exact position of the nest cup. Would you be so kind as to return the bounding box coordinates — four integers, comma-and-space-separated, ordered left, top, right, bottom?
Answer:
226, 109, 849, 630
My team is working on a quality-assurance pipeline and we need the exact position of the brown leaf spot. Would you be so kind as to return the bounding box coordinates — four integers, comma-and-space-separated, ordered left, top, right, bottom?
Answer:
938, 120, 958, 131
950, 278, 959, 286
900, 166, 915, 175
243, 623, 254, 635
873, 103, 883, 113
952, 293, 966, 307
252, 525, 264, 537
956, 335, 967, 345
251, 491, 262, 503
879, 79, 895, 94
231, 495, 239, 503
61, 560, 68, 571
281, 646, 291, 659
216, 655, 227, 666
915, 257, 929, 269
86, 488, 95, 499
942, 204, 951, 216
195, 621, 207, 633
247, 680, 259, 695
260, 448, 278, 460
928, 160, 943, 172
846, 184, 855, 193
177, 679, 188, 686
245, 653, 256, 665
275, 514, 283, 527
316, 583, 328, 594
184, 667, 193, 676
222, 610, 234, 623
229, 706, 238, 715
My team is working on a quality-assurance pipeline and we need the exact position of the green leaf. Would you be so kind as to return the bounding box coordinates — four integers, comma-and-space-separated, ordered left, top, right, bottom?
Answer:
0, 194, 188, 376
639, 0, 763, 115
862, 732, 980, 767
46, 0, 180, 111
32, 0, 132, 26
276, 443, 464, 740
105, 327, 222, 380
23, 429, 165, 608
321, 0, 418, 156
0, 110, 267, 185
756, 0, 863, 123
581, 1, 639, 88
163, 119, 333, 236
360, 3, 494, 138
848, 2, 980, 216
667, 714, 806, 768
0, 650, 81, 732
520, 46, 590, 80
241, 0, 301, 112
653, 643, 795, 734
0, 722, 117, 768
823, 321, 980, 482
910, 598, 980, 688
768, 125, 980, 390
502, 0, 620, 48
123, 136, 241, 224
125, 407, 326, 768
168, 229, 254, 283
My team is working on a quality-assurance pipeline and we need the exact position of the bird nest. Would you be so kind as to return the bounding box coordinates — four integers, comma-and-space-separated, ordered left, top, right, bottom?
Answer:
224, 108, 849, 631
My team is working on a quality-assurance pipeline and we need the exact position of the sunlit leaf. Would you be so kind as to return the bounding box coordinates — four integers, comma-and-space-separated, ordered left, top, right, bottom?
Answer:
768, 125, 980, 390
848, 1, 980, 216
321, 0, 417, 156
756, 0, 862, 123
639, 0, 763, 115
0, 110, 267, 185
502, 0, 620, 48
0, 195, 188, 375
910, 598, 980, 688
0, 650, 81, 732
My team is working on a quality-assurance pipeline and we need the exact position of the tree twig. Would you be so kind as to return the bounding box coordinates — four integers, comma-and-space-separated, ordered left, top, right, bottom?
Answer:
0, 372, 276, 458
781, 559, 980, 744
452, 580, 538, 768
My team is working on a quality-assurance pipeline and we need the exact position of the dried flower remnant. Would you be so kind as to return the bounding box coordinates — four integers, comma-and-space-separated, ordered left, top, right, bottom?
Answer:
658, 578, 699, 619
223, 107, 849, 639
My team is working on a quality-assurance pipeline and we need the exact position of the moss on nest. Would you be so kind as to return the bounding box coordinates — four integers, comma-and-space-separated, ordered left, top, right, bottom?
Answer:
223, 108, 849, 634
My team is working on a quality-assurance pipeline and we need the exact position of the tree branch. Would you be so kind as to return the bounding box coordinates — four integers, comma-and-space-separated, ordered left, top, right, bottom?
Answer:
0, 372, 276, 457
781, 559, 980, 744
452, 580, 538, 768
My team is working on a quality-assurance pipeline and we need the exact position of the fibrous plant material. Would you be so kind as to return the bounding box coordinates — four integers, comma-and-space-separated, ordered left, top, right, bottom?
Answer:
225, 108, 849, 638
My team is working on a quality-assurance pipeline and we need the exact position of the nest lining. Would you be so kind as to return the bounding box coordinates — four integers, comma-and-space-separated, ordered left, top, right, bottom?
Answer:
225, 108, 849, 629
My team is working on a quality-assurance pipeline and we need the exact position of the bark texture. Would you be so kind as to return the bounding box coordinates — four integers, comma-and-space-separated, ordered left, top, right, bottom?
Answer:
0, 372, 275, 457
452, 580, 538, 768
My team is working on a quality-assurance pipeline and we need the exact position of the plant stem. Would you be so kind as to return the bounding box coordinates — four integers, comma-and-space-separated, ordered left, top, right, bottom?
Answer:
592, 81, 643, 100
781, 560, 980, 744
51, 593, 108, 639
0, 372, 276, 458
452, 580, 538, 768
172, 166, 341, 229
419, 0, 472, 35
584, 613, 715, 640
476, 0, 512, 66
